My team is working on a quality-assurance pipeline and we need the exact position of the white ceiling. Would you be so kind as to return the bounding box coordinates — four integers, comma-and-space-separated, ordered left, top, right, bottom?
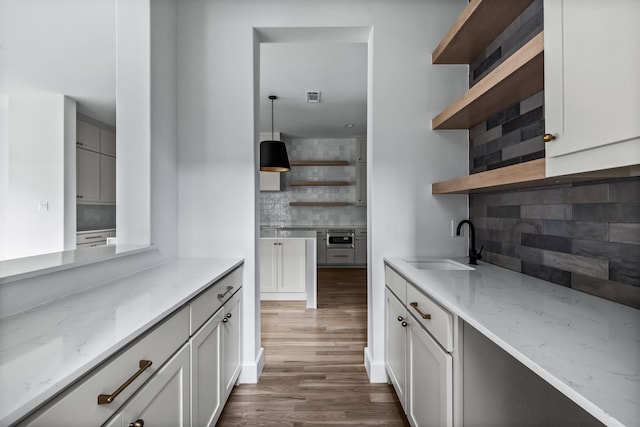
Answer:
0, 0, 116, 126
260, 43, 368, 139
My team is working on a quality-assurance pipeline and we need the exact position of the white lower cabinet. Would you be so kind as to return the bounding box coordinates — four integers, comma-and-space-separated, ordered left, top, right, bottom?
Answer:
20, 266, 243, 427
385, 289, 407, 411
260, 238, 306, 298
407, 316, 453, 427
190, 310, 224, 427
385, 265, 457, 427
104, 344, 191, 427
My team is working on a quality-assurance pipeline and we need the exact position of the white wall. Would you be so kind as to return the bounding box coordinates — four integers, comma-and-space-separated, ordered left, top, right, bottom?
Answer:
176, 0, 469, 382
5, 94, 76, 259
0, 0, 179, 316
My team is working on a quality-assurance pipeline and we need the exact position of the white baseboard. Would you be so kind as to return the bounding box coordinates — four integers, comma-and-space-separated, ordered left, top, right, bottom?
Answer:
238, 347, 265, 384
364, 347, 388, 383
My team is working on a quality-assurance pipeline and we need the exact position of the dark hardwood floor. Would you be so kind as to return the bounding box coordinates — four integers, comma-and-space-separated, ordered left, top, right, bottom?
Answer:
217, 268, 408, 426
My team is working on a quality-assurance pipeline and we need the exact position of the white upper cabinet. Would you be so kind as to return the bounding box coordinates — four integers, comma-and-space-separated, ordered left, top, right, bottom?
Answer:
100, 128, 116, 156
544, 0, 640, 176
77, 120, 100, 152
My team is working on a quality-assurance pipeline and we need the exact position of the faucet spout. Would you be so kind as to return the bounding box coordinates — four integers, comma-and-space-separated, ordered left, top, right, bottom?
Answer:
456, 219, 482, 265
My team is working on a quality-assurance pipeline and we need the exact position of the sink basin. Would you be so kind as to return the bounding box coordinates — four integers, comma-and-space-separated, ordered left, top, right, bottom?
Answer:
403, 259, 475, 271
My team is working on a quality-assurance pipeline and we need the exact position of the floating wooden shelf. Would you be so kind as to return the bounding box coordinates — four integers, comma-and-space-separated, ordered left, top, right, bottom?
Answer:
290, 180, 349, 186
289, 202, 350, 207
289, 160, 349, 166
432, 32, 544, 130
432, 0, 535, 64
432, 159, 640, 194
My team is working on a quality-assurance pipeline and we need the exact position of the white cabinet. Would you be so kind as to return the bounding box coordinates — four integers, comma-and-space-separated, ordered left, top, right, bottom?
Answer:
260, 238, 306, 299
77, 119, 101, 152
355, 229, 367, 265
76, 118, 116, 204
407, 315, 453, 427
77, 148, 101, 202
190, 308, 223, 427
385, 265, 457, 427
20, 266, 243, 427
104, 344, 191, 427
385, 289, 408, 411
101, 155, 116, 203
221, 290, 242, 400
100, 128, 116, 156
544, 0, 640, 177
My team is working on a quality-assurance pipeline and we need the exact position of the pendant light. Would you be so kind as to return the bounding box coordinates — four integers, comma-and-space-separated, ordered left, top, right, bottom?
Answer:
260, 95, 290, 172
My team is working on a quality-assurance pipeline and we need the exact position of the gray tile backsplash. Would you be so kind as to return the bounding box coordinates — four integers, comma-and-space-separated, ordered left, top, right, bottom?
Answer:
77, 204, 116, 231
260, 137, 366, 227
467, 1, 639, 308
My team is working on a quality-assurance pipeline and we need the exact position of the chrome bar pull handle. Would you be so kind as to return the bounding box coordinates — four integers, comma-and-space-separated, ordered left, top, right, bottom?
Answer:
217, 285, 233, 299
410, 302, 431, 320
98, 360, 152, 404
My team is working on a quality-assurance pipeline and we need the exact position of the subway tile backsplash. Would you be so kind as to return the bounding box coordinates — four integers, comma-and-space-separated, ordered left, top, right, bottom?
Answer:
467, 0, 639, 308
260, 137, 366, 227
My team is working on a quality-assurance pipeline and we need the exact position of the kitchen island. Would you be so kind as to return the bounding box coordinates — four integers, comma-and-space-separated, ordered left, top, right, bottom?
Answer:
384, 257, 639, 427
259, 229, 317, 308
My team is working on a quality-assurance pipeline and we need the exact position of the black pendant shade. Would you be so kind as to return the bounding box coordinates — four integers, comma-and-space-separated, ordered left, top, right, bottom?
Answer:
260, 140, 290, 172
260, 95, 290, 172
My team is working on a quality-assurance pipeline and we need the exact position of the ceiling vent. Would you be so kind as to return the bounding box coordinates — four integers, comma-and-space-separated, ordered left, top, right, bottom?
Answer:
306, 91, 321, 103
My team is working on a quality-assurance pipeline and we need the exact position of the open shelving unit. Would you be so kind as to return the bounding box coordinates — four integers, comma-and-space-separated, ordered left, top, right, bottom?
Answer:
432, 32, 544, 130
289, 202, 350, 207
432, 0, 535, 64
430, 0, 547, 194
289, 160, 349, 166
290, 180, 349, 187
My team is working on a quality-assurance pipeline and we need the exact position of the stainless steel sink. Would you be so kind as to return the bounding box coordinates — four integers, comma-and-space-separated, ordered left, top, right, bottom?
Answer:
403, 259, 475, 271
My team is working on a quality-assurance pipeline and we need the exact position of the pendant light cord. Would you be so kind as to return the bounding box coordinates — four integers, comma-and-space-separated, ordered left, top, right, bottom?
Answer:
271, 97, 274, 141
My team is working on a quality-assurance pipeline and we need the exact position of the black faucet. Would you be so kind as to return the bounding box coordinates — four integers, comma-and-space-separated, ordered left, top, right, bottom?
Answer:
456, 219, 483, 265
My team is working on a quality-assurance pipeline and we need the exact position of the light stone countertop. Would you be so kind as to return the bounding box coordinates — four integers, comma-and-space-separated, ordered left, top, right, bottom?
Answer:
385, 257, 640, 427
0, 257, 243, 426
260, 229, 317, 239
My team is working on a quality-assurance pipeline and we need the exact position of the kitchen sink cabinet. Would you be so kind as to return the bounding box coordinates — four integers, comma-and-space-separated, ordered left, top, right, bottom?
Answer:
260, 238, 306, 298
385, 265, 458, 427
385, 288, 408, 411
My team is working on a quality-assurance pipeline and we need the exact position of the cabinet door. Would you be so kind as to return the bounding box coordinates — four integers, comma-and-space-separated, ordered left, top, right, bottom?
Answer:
221, 290, 242, 400
316, 230, 327, 265
190, 311, 223, 427
100, 128, 116, 156
356, 137, 367, 162
407, 320, 453, 427
105, 344, 190, 427
259, 239, 278, 293
385, 289, 407, 412
77, 120, 100, 152
355, 162, 367, 206
355, 233, 367, 265
77, 148, 101, 202
544, 0, 640, 176
279, 239, 306, 293
100, 155, 116, 203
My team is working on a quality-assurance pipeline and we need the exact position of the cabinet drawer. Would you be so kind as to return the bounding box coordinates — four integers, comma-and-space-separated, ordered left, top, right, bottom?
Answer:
77, 231, 110, 244
407, 284, 453, 352
22, 307, 189, 426
326, 248, 354, 264
385, 266, 406, 302
190, 267, 242, 335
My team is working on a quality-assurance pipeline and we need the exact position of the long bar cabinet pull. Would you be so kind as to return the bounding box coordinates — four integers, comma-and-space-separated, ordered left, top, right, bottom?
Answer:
410, 302, 431, 320
97, 360, 152, 404
217, 285, 234, 299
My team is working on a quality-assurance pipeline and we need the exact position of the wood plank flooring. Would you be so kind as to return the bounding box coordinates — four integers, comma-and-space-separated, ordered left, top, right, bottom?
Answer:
217, 268, 408, 426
